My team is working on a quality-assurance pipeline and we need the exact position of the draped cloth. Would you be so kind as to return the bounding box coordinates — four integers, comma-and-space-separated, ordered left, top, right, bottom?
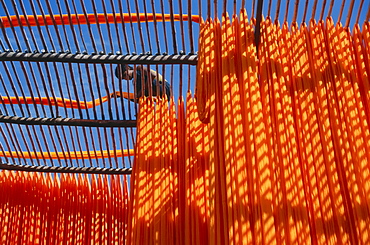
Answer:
129, 10, 370, 244
127, 95, 210, 244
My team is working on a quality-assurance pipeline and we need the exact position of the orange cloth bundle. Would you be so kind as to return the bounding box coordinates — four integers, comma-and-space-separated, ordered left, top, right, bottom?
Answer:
0, 171, 129, 244
196, 9, 370, 244
127, 95, 210, 244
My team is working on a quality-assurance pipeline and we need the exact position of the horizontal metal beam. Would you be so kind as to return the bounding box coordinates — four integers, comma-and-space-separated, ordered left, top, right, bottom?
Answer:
0, 115, 137, 127
0, 51, 198, 65
0, 162, 132, 175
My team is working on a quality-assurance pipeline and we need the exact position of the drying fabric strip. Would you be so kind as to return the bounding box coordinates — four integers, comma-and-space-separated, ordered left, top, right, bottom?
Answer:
1, 92, 124, 109
0, 149, 134, 159
0, 13, 201, 28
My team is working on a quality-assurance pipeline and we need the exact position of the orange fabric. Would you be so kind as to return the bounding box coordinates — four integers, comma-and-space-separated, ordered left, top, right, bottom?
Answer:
1, 94, 112, 109
195, 19, 213, 123
0, 149, 134, 160
0, 171, 128, 244
127, 95, 210, 244
0, 13, 201, 28
194, 10, 370, 244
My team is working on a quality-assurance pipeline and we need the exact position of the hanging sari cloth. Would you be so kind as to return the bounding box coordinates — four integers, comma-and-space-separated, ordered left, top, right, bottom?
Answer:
127, 95, 210, 245
196, 9, 370, 244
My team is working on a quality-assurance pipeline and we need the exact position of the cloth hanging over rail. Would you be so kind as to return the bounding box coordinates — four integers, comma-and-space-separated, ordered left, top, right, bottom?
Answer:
127, 94, 210, 244
196, 9, 370, 244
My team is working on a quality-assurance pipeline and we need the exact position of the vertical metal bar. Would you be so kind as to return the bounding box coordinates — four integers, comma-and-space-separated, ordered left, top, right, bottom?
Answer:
100, 0, 115, 53
70, 0, 88, 51
81, 126, 95, 167
125, 0, 138, 52
103, 127, 113, 168
11, 123, 35, 165
319, 0, 328, 21
90, 0, 107, 53
57, 125, 74, 166
0, 75, 29, 165
52, 62, 73, 166
160, 0, 169, 52
29, 0, 53, 51
0, 0, 23, 50
26, 63, 42, 117
0, 74, 17, 115
79, 0, 98, 53
1, 62, 27, 116
302, 0, 310, 24
168, 0, 179, 54
0, 141, 11, 163
275, 0, 282, 22
44, 0, 65, 51
234, 0, 237, 15
55, 0, 72, 52
188, 0, 195, 54
255, 0, 264, 55
345, 0, 356, 27
132, 0, 147, 52
93, 64, 105, 119
337, 0, 347, 24
24, 61, 55, 166
284, 0, 291, 23
150, 0, 161, 53
0, 19, 15, 51
102, 64, 113, 120
117, 0, 131, 53
0, 125, 21, 164
311, 0, 319, 20
33, 62, 54, 117
328, 0, 336, 18
14, 0, 40, 51
268, 0, 272, 17
69, 126, 83, 168
50, 125, 68, 166
63, 0, 81, 52
109, 0, 123, 53
178, 0, 186, 53
85, 64, 98, 120
355, 0, 364, 24
293, 0, 300, 23
43, 62, 58, 117
142, 0, 153, 53
109, 64, 122, 168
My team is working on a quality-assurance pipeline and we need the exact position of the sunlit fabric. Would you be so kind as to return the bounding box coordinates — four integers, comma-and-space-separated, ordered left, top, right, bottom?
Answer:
127, 94, 210, 244
1, 94, 116, 109
0, 149, 134, 159
0, 171, 129, 244
129, 9, 370, 245
195, 9, 370, 244
0, 13, 201, 28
